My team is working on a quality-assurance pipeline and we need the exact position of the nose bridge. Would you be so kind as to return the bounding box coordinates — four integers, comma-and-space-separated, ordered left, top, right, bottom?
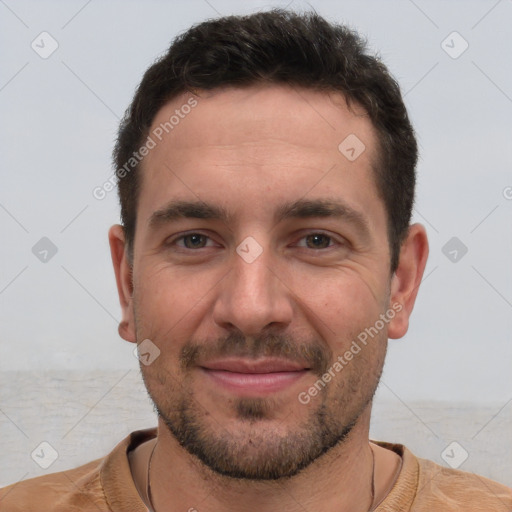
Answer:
234, 246, 274, 304
213, 238, 292, 334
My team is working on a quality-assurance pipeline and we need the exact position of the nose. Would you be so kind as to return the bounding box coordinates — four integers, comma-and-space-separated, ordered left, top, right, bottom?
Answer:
212, 242, 293, 336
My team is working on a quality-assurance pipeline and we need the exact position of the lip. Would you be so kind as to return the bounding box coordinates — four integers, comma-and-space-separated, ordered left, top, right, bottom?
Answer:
200, 357, 309, 373
199, 358, 310, 395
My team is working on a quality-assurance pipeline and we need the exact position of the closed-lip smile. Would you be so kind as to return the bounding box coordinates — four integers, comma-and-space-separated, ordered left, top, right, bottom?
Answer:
199, 358, 310, 394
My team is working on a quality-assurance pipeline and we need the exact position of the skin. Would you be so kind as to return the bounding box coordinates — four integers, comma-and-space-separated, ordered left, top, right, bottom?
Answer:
109, 84, 429, 512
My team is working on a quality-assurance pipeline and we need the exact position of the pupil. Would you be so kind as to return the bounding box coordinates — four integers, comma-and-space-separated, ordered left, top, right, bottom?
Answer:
186, 234, 204, 248
308, 234, 329, 249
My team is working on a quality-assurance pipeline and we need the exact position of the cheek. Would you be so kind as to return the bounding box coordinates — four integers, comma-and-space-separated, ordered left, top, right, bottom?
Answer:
138, 261, 208, 311
292, 268, 384, 336
134, 265, 208, 347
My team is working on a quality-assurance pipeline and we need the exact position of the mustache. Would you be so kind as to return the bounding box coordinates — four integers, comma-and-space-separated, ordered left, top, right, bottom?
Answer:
179, 330, 332, 377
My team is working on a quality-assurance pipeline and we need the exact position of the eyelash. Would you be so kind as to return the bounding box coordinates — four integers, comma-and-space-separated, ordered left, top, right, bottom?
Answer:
166, 231, 343, 252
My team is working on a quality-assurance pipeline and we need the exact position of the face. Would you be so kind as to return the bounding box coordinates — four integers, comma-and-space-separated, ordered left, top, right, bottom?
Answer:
111, 84, 422, 480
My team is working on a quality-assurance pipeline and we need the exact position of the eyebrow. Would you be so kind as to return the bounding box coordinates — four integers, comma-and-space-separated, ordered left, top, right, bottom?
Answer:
148, 200, 233, 229
274, 198, 370, 237
148, 198, 371, 238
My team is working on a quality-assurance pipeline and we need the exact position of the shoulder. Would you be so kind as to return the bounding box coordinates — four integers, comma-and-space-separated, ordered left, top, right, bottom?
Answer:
372, 440, 512, 511
0, 427, 156, 512
414, 454, 512, 511
0, 457, 107, 512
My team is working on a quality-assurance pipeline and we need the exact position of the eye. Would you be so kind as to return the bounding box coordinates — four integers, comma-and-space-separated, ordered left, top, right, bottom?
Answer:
295, 232, 339, 250
166, 231, 344, 253
171, 233, 216, 249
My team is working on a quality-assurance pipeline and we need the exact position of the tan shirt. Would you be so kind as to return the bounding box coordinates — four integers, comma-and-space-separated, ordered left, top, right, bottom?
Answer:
1, 427, 511, 511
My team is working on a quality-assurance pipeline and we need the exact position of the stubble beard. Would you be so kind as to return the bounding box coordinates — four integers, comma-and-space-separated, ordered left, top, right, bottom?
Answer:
139, 333, 386, 481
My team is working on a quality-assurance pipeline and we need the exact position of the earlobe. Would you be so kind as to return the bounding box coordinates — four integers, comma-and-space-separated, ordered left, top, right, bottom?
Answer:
108, 224, 137, 343
387, 223, 429, 339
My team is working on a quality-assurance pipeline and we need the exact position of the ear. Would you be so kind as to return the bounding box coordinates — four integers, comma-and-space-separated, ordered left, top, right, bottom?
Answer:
108, 224, 136, 343
387, 223, 429, 339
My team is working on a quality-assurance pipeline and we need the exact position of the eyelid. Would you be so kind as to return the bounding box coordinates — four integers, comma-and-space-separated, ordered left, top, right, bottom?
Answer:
166, 229, 345, 250
293, 230, 345, 249
166, 230, 219, 248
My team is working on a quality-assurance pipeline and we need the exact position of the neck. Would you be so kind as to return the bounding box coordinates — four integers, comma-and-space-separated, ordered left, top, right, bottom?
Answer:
148, 408, 378, 512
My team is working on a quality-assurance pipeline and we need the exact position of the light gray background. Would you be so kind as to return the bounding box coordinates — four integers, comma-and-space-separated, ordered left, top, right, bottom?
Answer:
1, 0, 511, 489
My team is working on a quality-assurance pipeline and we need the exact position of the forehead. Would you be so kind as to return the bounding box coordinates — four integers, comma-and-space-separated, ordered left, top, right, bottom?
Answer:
148, 84, 377, 159
136, 84, 384, 233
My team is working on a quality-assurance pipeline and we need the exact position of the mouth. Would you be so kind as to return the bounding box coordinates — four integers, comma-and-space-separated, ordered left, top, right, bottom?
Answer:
199, 358, 311, 395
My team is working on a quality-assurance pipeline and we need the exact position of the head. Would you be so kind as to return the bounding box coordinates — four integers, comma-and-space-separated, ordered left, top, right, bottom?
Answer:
109, 9, 428, 481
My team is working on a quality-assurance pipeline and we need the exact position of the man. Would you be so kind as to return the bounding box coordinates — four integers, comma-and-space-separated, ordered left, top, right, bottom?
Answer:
1, 9, 511, 512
